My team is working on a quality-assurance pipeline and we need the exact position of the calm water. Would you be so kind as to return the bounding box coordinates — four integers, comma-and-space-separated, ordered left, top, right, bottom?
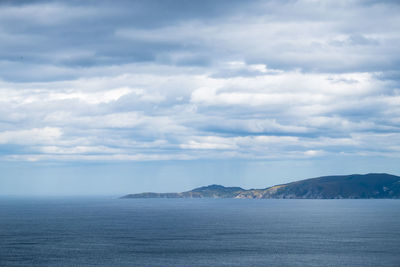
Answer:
0, 198, 399, 266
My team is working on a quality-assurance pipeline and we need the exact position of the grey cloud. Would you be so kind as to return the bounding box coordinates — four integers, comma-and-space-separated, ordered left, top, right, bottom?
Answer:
0, 0, 399, 82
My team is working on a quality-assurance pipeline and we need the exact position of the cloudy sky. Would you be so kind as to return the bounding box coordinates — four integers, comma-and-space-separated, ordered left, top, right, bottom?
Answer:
1, 0, 400, 195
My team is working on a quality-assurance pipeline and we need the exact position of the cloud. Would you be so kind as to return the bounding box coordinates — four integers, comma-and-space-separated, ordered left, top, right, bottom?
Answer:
0, 0, 399, 163
0, 127, 62, 145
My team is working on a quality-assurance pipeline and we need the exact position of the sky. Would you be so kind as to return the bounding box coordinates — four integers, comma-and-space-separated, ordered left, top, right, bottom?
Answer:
1, 0, 400, 195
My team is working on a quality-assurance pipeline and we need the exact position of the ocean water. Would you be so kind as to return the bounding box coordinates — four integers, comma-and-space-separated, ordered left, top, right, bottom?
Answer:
0, 198, 399, 266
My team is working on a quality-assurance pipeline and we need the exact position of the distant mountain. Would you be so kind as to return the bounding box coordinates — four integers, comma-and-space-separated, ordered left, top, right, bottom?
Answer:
122, 173, 400, 199
238, 173, 400, 199
122, 184, 244, 199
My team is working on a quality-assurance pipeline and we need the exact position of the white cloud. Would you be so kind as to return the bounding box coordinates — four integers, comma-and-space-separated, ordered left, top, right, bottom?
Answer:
0, 127, 62, 145
180, 136, 237, 150
0, 64, 399, 161
38, 145, 122, 154
48, 87, 133, 104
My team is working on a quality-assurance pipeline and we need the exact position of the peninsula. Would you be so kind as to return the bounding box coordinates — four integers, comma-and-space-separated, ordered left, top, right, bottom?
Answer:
122, 173, 400, 199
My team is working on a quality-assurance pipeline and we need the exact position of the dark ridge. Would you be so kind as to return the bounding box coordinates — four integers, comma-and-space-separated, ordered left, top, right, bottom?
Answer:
191, 184, 244, 192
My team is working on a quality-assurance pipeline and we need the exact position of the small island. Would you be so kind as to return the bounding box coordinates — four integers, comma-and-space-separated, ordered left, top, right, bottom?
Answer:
122, 173, 400, 199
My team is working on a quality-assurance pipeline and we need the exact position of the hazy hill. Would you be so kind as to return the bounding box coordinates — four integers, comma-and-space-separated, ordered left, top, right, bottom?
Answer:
122, 184, 244, 199
122, 173, 400, 199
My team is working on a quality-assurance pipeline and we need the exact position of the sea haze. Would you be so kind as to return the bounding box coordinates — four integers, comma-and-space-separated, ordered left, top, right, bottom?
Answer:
0, 198, 399, 266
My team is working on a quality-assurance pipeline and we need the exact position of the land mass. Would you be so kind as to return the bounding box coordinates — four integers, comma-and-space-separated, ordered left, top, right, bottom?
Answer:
122, 173, 400, 199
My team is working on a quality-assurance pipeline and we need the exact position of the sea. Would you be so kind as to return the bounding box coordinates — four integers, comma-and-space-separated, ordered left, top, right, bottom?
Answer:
0, 197, 399, 267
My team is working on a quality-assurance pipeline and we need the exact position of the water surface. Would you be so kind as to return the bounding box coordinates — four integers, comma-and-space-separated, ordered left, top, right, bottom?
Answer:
0, 198, 399, 266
